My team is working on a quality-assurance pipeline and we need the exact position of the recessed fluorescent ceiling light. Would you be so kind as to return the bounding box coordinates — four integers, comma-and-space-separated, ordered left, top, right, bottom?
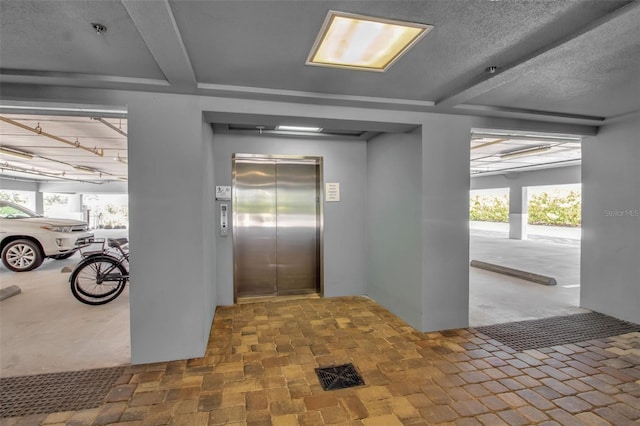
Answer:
0, 146, 34, 160
73, 165, 97, 173
276, 125, 323, 132
307, 11, 433, 72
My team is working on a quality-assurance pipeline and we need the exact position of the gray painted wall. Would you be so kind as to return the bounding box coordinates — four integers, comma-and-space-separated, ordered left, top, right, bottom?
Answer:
366, 116, 473, 333
127, 96, 216, 364
366, 130, 423, 329
2, 83, 619, 364
421, 116, 472, 331
581, 115, 640, 324
201, 120, 217, 336
211, 133, 367, 305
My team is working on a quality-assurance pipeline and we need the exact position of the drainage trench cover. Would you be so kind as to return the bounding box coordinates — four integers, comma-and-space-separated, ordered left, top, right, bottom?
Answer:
315, 363, 365, 391
0, 366, 126, 418
476, 312, 640, 352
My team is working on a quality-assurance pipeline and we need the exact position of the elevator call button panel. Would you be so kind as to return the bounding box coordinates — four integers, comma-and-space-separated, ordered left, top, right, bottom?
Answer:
220, 204, 229, 236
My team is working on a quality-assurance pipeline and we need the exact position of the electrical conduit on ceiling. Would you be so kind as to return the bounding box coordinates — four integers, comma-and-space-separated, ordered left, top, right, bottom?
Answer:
0, 115, 104, 157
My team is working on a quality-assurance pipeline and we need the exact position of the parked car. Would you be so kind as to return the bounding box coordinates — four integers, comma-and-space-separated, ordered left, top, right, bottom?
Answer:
0, 200, 94, 272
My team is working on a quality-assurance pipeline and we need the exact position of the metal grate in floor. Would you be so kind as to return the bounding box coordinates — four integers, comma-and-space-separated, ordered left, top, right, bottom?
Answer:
0, 366, 125, 418
475, 312, 640, 352
315, 363, 365, 391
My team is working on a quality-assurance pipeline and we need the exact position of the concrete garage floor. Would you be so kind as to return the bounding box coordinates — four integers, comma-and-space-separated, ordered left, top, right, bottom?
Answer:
469, 221, 586, 326
0, 230, 130, 378
0, 224, 582, 377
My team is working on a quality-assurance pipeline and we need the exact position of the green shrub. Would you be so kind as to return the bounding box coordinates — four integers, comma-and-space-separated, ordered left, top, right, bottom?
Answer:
469, 194, 509, 222
528, 191, 581, 227
469, 191, 582, 227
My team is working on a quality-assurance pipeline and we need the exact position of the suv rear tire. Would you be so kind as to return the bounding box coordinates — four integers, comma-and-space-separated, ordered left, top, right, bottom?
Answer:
1, 239, 44, 272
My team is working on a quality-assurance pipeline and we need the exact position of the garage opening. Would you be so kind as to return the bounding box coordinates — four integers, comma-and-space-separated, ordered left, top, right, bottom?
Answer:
469, 129, 585, 326
0, 107, 129, 377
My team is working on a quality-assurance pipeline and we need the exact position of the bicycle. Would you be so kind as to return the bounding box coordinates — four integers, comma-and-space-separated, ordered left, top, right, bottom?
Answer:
69, 238, 129, 305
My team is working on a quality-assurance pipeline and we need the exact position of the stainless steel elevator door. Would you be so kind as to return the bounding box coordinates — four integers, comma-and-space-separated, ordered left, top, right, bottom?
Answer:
233, 155, 321, 299
234, 159, 277, 297
275, 162, 319, 295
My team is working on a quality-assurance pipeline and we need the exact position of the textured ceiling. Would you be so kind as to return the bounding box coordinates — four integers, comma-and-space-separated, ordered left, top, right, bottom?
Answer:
0, 1, 164, 80
172, 0, 630, 103
468, 3, 640, 118
0, 1, 638, 182
0, 0, 638, 126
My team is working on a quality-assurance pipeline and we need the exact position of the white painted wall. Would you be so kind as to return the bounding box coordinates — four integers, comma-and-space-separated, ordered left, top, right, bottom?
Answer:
211, 133, 367, 304
581, 115, 640, 323
0, 178, 39, 192
367, 130, 423, 328
38, 181, 128, 194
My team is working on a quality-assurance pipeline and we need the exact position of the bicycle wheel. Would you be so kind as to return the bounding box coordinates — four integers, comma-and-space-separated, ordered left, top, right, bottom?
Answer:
70, 256, 127, 305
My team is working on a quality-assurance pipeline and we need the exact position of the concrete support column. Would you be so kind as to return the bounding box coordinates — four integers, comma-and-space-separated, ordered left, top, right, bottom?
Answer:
420, 116, 471, 332
69, 194, 82, 212
581, 115, 640, 324
127, 95, 213, 364
35, 192, 44, 215
509, 186, 528, 240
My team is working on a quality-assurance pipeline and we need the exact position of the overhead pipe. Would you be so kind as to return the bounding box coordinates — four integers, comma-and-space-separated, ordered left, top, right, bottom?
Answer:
470, 138, 508, 150
90, 116, 127, 137
0, 115, 104, 157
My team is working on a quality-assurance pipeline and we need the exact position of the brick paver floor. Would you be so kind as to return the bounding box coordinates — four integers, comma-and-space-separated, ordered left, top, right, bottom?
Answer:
2, 296, 639, 425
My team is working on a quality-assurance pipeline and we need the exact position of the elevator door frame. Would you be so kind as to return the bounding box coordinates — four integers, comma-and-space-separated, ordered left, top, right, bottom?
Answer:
232, 153, 324, 303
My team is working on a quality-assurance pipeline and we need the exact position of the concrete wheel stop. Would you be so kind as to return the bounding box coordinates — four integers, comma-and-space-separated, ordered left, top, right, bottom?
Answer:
0, 285, 22, 301
470, 260, 557, 286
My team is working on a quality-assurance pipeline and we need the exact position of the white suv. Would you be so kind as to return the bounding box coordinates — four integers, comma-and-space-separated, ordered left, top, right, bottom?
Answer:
0, 201, 94, 272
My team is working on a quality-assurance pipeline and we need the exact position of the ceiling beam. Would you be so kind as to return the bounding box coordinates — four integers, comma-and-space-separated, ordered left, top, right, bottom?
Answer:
198, 82, 435, 108
455, 104, 605, 124
0, 101, 127, 119
436, 1, 640, 109
121, 0, 197, 88
0, 69, 170, 89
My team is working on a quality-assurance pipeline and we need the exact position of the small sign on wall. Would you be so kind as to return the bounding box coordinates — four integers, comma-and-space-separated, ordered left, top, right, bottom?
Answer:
325, 183, 340, 202
216, 186, 231, 200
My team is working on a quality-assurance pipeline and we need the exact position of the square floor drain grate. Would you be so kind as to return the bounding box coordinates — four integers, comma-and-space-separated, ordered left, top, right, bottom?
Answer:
315, 363, 365, 391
